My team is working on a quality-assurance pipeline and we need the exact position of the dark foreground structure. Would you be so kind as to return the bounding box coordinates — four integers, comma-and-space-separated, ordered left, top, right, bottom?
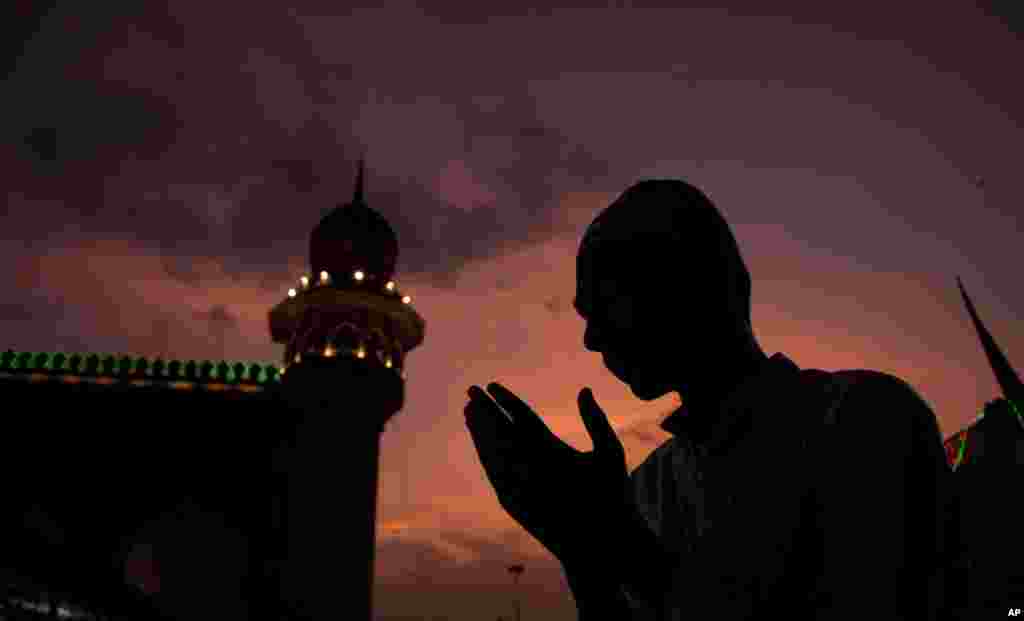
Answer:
0, 164, 425, 620
941, 279, 1024, 616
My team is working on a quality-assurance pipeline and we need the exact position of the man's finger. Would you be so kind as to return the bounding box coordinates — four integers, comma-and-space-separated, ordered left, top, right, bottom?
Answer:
464, 400, 520, 482
467, 385, 514, 425
578, 388, 621, 456
465, 396, 512, 436
485, 382, 550, 436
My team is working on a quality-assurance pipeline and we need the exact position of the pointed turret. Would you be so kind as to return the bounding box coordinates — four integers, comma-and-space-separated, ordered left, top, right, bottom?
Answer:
957, 276, 1023, 414
308, 159, 398, 284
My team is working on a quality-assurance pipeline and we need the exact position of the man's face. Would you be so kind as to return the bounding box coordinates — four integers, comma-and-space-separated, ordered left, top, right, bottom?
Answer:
575, 240, 744, 401
574, 244, 678, 400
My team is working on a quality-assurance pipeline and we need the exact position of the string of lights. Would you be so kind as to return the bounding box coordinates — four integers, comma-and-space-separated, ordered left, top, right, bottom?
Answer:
286, 269, 413, 306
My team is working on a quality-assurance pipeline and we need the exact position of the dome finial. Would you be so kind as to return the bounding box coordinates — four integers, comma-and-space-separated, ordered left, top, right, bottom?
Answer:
354, 157, 365, 204
308, 153, 398, 283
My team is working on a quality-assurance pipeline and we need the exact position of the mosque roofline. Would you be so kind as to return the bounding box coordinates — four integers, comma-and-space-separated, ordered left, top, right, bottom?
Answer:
0, 348, 282, 390
943, 398, 1023, 439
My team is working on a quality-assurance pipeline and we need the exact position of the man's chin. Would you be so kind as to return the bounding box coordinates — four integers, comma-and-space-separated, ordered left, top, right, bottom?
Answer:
609, 361, 671, 400
627, 379, 671, 401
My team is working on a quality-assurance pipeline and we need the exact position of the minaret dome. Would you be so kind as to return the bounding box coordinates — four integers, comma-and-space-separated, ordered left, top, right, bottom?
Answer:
309, 160, 399, 284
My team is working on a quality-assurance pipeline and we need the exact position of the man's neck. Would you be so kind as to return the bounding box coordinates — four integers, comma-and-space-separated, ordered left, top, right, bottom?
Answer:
676, 331, 768, 415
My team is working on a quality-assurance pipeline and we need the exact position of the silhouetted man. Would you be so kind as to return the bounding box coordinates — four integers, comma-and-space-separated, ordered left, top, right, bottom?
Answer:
465, 180, 951, 620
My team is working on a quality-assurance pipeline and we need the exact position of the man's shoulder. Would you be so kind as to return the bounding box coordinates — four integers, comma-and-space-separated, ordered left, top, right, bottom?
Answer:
831, 369, 932, 413
802, 367, 941, 441
798, 366, 909, 390
797, 367, 926, 407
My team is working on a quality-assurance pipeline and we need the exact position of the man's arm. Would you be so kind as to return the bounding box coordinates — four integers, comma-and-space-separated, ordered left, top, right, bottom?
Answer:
562, 562, 633, 620
561, 498, 673, 620
812, 372, 947, 620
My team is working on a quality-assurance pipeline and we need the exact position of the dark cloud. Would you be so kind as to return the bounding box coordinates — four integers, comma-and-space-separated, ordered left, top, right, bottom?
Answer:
0, 301, 37, 322
191, 305, 241, 358
14, 82, 182, 167
21, 127, 58, 162
193, 304, 238, 327
434, 529, 516, 563
2, 1, 60, 79
2, 3, 616, 298
376, 538, 456, 582
3, 3, 345, 249
376, 528, 562, 589
988, 0, 1024, 35
159, 255, 205, 288
5, 3, 186, 148
359, 102, 611, 286
455, 92, 613, 216
0, 288, 96, 341
270, 158, 323, 193
416, 3, 560, 25
372, 531, 573, 620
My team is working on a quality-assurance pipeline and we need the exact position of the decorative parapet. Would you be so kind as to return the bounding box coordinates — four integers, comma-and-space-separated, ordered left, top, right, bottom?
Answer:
943, 398, 1022, 470
0, 349, 281, 390
268, 279, 424, 375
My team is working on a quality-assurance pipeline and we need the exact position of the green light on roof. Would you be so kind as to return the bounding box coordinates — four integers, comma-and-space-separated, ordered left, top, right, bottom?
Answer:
264, 366, 280, 383
0, 348, 280, 386
954, 432, 967, 470
1009, 398, 1023, 428
231, 362, 246, 383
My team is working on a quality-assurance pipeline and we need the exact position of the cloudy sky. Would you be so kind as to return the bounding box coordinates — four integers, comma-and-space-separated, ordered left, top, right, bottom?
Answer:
3, 2, 1022, 619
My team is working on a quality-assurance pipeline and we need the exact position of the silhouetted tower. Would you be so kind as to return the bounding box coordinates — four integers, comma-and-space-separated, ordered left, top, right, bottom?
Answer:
957, 277, 1023, 427
947, 277, 1024, 613
268, 160, 425, 621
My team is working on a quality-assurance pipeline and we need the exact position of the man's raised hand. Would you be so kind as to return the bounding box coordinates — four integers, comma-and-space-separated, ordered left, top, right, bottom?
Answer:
464, 382, 633, 564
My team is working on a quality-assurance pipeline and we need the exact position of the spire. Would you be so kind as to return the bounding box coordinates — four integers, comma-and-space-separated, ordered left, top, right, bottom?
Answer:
957, 276, 1023, 411
308, 154, 398, 284
353, 158, 365, 205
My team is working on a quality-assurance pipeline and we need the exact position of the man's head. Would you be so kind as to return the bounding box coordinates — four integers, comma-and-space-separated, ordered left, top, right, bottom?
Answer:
574, 179, 753, 400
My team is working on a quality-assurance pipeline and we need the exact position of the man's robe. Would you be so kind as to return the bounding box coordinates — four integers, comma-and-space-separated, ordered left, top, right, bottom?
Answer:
619, 353, 951, 620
